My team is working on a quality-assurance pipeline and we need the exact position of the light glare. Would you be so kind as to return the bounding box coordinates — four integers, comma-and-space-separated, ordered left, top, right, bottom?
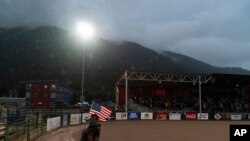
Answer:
76, 22, 95, 39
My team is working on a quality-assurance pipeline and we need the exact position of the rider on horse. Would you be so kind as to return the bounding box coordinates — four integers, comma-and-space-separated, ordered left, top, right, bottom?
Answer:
81, 114, 101, 141
88, 114, 99, 128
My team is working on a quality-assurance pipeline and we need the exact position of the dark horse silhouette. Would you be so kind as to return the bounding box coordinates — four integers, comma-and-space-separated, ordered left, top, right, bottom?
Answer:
80, 122, 101, 141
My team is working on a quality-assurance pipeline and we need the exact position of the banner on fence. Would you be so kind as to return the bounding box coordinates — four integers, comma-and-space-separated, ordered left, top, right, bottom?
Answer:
46, 117, 61, 132
82, 113, 90, 123
185, 112, 197, 120
214, 113, 222, 120
62, 115, 68, 127
128, 112, 140, 120
141, 112, 153, 120
169, 112, 181, 120
246, 113, 250, 120
154, 112, 167, 120
70, 114, 81, 125
242, 113, 250, 120
198, 113, 209, 120
247, 113, 250, 120
231, 114, 242, 120
116, 112, 128, 120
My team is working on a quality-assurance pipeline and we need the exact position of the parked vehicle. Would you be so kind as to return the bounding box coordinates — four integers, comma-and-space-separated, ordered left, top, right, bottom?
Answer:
74, 102, 90, 110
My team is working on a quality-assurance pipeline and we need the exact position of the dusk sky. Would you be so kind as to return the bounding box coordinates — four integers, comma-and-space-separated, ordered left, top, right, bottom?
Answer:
1, 0, 250, 70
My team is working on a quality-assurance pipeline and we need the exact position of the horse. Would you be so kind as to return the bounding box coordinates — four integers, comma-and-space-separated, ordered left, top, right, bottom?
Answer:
80, 122, 101, 141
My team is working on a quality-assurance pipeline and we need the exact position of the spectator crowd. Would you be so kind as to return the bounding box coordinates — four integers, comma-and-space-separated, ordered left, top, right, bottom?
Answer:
130, 90, 249, 112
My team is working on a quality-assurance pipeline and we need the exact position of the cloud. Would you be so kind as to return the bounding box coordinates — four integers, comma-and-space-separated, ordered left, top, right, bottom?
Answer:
0, 0, 250, 70
170, 36, 250, 67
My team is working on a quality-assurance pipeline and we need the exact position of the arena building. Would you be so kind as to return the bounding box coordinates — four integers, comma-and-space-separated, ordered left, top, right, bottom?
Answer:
22, 80, 73, 109
116, 70, 250, 113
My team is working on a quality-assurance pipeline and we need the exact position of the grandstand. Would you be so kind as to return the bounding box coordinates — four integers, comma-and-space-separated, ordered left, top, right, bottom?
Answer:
116, 70, 250, 113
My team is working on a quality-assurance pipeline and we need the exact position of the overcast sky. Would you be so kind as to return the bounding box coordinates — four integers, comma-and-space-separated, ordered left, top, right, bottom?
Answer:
1, 0, 250, 70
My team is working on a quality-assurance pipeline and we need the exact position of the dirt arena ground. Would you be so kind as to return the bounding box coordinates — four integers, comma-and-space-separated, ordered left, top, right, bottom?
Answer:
38, 120, 250, 141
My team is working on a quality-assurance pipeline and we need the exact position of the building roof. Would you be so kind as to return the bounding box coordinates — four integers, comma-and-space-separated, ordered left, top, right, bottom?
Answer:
20, 80, 73, 91
116, 70, 250, 87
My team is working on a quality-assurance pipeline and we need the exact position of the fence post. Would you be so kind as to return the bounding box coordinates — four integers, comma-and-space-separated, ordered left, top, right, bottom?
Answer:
16, 122, 19, 137
27, 119, 30, 141
4, 124, 8, 141
39, 113, 43, 136
40, 118, 43, 136
68, 112, 70, 126
36, 112, 38, 128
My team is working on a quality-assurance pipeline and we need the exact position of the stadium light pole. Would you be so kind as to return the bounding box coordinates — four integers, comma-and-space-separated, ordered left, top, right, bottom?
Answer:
199, 76, 202, 113
76, 21, 95, 123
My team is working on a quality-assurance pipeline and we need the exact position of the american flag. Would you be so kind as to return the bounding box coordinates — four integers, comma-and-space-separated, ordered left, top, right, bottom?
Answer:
89, 101, 112, 121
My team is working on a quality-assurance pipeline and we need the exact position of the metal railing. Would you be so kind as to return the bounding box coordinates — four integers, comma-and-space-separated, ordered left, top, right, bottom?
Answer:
2, 108, 82, 141
4, 116, 45, 141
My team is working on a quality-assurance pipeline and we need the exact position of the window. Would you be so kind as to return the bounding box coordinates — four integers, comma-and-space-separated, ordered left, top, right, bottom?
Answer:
51, 84, 56, 90
51, 92, 56, 99
26, 92, 31, 98
26, 84, 31, 90
50, 102, 55, 108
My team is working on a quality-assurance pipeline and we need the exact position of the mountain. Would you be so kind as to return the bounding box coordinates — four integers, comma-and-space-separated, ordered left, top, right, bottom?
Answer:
0, 26, 249, 101
160, 51, 250, 74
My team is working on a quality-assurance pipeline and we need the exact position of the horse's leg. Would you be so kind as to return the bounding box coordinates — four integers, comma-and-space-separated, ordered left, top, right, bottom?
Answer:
95, 137, 99, 141
87, 135, 94, 141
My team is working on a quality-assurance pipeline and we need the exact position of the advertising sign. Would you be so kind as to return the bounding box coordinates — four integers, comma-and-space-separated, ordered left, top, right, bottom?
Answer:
128, 112, 140, 120
231, 114, 242, 120
214, 113, 222, 120
62, 115, 68, 127
70, 114, 81, 125
46, 117, 61, 132
169, 112, 181, 120
155, 112, 167, 120
116, 112, 128, 120
141, 112, 153, 120
185, 112, 197, 120
247, 114, 250, 120
197, 113, 209, 120
82, 113, 90, 123
243, 113, 250, 120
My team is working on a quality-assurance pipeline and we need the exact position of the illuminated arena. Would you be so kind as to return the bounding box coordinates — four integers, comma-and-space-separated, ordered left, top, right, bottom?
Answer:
37, 70, 250, 141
